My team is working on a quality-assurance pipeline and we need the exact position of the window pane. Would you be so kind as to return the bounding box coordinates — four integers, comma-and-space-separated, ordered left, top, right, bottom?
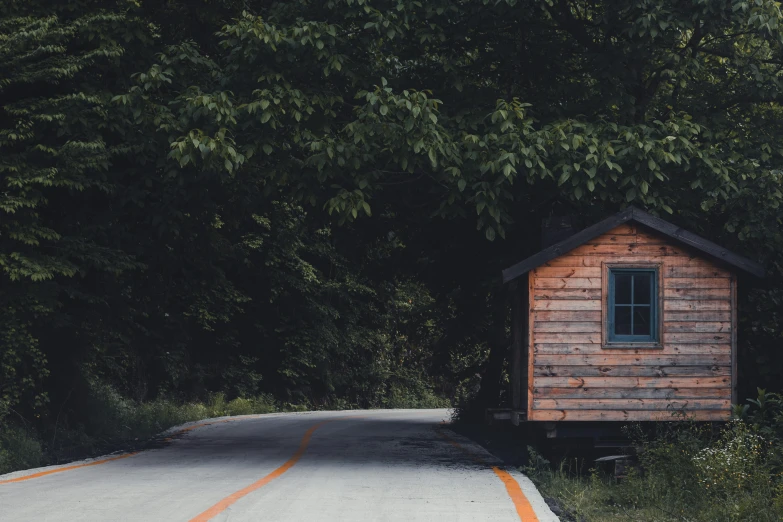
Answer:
615, 274, 632, 304
633, 306, 651, 336
633, 274, 652, 304
615, 306, 632, 335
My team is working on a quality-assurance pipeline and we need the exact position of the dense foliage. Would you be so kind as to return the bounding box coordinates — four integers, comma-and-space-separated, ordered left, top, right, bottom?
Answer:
527, 390, 783, 521
1, 0, 782, 464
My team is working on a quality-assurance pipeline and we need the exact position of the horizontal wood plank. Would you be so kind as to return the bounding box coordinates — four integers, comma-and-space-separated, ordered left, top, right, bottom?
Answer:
568, 244, 686, 256
543, 255, 709, 267
534, 289, 601, 300
532, 300, 602, 311
664, 300, 731, 311
533, 399, 730, 411
664, 278, 730, 289
664, 311, 731, 322
534, 322, 601, 333
533, 311, 602, 322
533, 365, 730, 377
587, 234, 665, 245
535, 278, 601, 289
664, 322, 731, 333
534, 343, 731, 355
663, 332, 731, 344
532, 267, 601, 278
606, 224, 636, 235
535, 354, 730, 366
534, 387, 731, 399
665, 266, 731, 278
535, 376, 730, 388
534, 332, 601, 343
530, 410, 731, 421
664, 288, 731, 300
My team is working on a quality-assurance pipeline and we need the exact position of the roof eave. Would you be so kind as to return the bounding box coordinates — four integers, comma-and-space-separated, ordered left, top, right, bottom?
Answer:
501, 206, 765, 283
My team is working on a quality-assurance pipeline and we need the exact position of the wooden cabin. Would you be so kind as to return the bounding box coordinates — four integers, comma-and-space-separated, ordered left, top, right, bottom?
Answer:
501, 207, 765, 425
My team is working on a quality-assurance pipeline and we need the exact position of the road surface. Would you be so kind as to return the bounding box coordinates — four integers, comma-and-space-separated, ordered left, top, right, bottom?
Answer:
0, 409, 557, 521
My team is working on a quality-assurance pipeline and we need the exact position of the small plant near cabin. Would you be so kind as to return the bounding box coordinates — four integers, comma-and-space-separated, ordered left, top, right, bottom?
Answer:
691, 420, 766, 494
526, 390, 783, 521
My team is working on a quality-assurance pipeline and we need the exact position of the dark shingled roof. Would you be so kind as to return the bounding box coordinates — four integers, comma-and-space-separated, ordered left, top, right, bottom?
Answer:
502, 206, 766, 283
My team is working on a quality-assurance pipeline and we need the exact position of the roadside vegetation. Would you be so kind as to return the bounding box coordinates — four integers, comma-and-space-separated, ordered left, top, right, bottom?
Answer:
0, 386, 279, 475
0, 380, 448, 476
526, 390, 783, 522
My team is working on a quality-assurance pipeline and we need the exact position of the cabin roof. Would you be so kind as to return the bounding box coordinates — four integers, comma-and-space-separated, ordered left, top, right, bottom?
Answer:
501, 206, 766, 283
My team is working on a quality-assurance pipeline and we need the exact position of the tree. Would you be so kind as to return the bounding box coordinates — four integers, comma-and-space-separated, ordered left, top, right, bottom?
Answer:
2, 0, 783, 428
168, 0, 783, 402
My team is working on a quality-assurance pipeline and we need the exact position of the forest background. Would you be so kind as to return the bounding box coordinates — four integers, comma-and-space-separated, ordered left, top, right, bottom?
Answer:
1, 0, 782, 476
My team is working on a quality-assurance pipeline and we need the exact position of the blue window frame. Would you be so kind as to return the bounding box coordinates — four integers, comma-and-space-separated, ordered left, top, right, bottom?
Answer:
608, 268, 658, 343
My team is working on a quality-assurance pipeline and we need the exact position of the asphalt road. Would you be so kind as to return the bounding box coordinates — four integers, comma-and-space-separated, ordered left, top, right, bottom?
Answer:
0, 409, 558, 521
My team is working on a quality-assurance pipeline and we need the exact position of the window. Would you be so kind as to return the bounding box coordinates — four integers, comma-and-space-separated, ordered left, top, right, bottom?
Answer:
607, 268, 659, 343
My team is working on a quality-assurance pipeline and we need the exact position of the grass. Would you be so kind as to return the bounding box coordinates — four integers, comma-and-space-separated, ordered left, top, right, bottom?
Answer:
526, 420, 783, 522
0, 424, 45, 476
0, 386, 280, 476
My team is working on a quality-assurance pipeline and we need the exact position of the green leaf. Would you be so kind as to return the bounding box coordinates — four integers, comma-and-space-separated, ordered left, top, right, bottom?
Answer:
626, 187, 636, 202
458, 179, 467, 192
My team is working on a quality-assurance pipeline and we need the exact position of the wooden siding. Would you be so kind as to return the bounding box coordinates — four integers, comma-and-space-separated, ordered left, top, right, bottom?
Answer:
528, 224, 734, 422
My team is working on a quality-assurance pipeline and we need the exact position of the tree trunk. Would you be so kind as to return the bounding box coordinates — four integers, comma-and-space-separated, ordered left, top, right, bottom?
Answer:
476, 289, 508, 407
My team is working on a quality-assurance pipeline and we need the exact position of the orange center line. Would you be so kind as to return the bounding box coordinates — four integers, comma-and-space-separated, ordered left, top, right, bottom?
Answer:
189, 417, 362, 522
435, 427, 540, 522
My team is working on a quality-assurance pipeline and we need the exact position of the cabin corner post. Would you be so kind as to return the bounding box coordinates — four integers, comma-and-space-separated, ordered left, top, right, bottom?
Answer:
509, 280, 525, 411
731, 274, 738, 406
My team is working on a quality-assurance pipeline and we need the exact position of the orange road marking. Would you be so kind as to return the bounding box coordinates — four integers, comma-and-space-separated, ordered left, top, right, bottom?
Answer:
492, 466, 540, 521
435, 427, 540, 522
0, 417, 247, 485
189, 419, 336, 522
0, 452, 139, 485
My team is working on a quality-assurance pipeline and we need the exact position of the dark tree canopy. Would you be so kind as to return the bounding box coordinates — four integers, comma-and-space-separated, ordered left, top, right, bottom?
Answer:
0, 0, 781, 434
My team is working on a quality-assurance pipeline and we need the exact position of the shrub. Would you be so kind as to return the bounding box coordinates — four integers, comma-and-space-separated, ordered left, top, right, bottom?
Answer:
38, 383, 281, 473
0, 424, 43, 475
384, 382, 451, 409
527, 417, 783, 522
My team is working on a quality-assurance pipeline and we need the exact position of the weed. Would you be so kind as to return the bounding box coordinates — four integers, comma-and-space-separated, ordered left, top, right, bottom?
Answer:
527, 415, 783, 521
